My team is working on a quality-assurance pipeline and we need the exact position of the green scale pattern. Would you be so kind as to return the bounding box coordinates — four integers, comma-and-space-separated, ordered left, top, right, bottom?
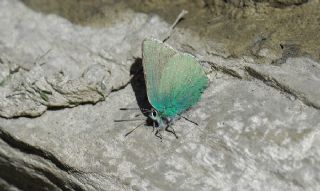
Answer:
142, 38, 208, 118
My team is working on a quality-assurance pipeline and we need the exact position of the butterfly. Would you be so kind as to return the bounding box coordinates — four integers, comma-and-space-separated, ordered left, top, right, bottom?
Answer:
142, 38, 209, 139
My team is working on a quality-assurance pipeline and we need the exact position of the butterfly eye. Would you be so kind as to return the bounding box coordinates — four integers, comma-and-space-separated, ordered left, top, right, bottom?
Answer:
152, 110, 157, 117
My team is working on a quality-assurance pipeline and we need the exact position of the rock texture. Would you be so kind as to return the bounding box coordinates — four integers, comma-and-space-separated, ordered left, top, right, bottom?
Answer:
0, 0, 320, 191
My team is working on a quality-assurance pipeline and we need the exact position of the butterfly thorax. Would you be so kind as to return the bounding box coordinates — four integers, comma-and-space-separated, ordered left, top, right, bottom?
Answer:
149, 108, 174, 129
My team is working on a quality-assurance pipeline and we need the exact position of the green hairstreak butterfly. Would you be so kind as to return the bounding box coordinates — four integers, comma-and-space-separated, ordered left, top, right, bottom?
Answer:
142, 38, 209, 139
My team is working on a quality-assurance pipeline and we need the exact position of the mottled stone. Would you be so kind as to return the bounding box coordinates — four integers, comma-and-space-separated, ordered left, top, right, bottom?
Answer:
0, 0, 320, 191
246, 57, 320, 109
0, 0, 169, 118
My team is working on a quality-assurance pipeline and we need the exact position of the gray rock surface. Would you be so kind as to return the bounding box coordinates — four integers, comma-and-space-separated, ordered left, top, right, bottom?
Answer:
0, 0, 320, 191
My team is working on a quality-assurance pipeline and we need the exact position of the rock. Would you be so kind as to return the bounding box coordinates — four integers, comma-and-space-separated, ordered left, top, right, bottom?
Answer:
246, 57, 320, 109
0, 0, 320, 191
0, 0, 170, 118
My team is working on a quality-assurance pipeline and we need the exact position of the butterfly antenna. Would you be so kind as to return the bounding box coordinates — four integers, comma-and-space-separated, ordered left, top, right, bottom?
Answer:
180, 115, 199, 126
162, 10, 188, 42
124, 122, 145, 137
119, 108, 140, 110
114, 119, 144, 122
119, 108, 151, 114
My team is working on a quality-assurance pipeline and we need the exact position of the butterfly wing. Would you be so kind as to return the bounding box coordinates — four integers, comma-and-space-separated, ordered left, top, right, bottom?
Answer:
156, 52, 208, 117
142, 38, 176, 110
142, 38, 208, 117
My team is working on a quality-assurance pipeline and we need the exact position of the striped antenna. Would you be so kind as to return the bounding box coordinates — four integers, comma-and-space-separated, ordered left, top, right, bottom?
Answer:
124, 122, 145, 137
114, 119, 145, 122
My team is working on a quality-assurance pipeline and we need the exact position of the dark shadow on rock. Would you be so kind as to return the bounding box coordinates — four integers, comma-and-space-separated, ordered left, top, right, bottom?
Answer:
130, 58, 152, 125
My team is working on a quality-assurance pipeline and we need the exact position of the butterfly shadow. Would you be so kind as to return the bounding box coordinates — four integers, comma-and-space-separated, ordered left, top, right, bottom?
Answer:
129, 58, 153, 125
123, 58, 181, 140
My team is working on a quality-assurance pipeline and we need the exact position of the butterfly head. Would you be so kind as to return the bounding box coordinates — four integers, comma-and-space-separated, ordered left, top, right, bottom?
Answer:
149, 108, 170, 129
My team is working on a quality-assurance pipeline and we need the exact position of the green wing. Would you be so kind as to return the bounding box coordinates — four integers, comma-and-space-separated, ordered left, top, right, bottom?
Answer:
142, 38, 176, 110
142, 38, 208, 117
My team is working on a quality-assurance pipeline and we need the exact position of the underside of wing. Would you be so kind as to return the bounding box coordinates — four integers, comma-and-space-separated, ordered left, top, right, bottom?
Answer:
154, 53, 208, 117
142, 38, 208, 117
142, 38, 176, 111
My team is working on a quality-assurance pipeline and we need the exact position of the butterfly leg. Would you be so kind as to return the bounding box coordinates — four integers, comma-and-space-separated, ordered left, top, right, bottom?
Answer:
152, 122, 155, 133
155, 130, 163, 141
165, 126, 178, 139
